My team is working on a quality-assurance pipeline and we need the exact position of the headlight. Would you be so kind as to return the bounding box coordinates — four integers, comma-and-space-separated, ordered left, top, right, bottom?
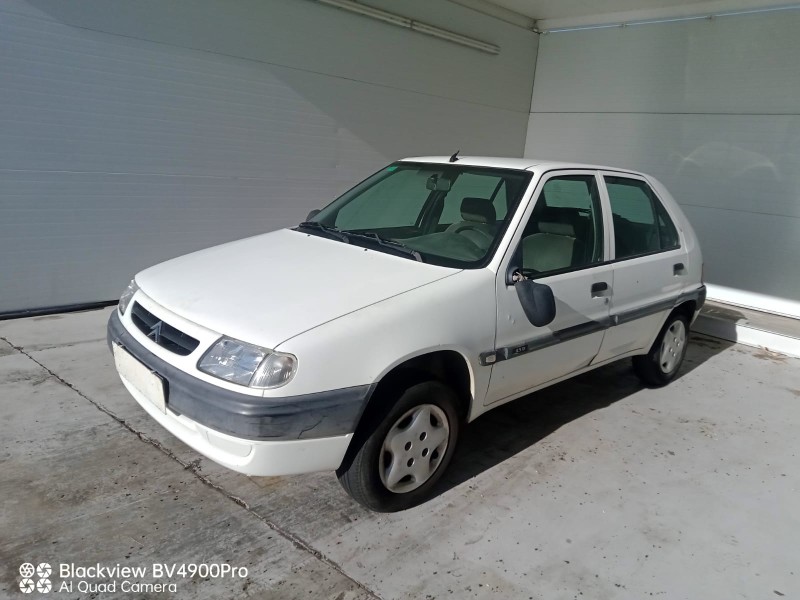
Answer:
118, 280, 139, 315
197, 337, 297, 389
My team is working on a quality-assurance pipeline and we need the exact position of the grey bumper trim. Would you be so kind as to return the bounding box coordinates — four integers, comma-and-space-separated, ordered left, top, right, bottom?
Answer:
108, 311, 372, 441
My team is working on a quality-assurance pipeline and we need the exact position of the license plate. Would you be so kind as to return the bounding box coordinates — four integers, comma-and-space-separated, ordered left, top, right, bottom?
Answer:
113, 343, 167, 413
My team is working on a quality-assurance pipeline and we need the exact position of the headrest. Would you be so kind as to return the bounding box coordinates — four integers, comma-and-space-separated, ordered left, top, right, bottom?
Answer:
460, 197, 495, 224
537, 220, 575, 236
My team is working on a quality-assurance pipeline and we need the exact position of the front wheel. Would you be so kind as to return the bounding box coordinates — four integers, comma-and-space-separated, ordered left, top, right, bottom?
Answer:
337, 380, 460, 512
633, 312, 690, 387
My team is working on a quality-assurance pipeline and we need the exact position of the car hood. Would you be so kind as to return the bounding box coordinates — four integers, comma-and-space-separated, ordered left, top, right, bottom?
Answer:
136, 228, 458, 348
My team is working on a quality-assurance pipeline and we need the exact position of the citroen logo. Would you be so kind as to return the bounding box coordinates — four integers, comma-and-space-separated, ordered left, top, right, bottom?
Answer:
148, 321, 163, 344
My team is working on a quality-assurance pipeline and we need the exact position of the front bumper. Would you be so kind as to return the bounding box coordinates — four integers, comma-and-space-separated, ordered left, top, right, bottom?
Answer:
107, 310, 370, 475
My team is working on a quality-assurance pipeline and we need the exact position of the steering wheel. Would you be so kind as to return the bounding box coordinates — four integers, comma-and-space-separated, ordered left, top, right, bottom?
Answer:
449, 223, 494, 244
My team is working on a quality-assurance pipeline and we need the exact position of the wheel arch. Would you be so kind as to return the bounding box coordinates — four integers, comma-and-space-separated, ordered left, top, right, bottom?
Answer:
370, 348, 474, 417
639, 298, 699, 359
672, 299, 697, 322
337, 349, 473, 474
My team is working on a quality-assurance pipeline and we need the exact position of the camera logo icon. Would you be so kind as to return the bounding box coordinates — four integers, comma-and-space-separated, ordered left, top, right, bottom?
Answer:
19, 562, 52, 594
19, 563, 35, 579
37, 563, 52, 579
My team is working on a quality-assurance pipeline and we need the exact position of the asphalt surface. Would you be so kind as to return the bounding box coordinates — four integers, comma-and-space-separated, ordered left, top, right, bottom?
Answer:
2, 306, 799, 599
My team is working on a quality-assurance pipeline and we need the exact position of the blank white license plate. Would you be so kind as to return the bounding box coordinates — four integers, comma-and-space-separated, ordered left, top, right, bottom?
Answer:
113, 343, 167, 413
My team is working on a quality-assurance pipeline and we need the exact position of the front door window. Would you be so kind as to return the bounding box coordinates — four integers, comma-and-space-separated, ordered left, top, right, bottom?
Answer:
520, 175, 604, 277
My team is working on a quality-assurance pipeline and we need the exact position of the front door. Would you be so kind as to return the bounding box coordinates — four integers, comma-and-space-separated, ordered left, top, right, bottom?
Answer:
485, 171, 613, 406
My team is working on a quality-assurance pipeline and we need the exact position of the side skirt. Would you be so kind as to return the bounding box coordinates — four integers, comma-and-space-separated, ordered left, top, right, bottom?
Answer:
468, 348, 646, 422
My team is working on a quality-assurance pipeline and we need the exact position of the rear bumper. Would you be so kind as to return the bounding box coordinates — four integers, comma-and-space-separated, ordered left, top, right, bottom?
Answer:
107, 310, 369, 474
690, 284, 707, 323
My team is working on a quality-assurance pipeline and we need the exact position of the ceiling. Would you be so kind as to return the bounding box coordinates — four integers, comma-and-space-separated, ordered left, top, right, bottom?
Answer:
477, 0, 792, 29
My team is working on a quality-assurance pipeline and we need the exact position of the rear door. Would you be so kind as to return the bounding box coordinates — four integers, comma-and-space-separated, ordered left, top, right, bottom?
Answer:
593, 172, 688, 363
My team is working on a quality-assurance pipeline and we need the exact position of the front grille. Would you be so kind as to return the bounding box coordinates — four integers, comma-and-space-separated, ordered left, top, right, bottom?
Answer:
130, 302, 200, 356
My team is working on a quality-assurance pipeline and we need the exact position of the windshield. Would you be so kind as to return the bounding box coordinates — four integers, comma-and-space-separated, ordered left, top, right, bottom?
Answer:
302, 162, 532, 268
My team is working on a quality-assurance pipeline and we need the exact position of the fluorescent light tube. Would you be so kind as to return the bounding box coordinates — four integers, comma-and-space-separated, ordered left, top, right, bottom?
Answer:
316, 0, 500, 54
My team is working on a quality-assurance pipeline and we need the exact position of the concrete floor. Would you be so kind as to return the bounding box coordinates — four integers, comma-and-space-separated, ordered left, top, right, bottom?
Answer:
2, 307, 799, 599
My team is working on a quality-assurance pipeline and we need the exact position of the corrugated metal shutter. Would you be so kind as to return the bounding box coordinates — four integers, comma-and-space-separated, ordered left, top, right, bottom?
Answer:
0, 0, 536, 313
525, 11, 800, 304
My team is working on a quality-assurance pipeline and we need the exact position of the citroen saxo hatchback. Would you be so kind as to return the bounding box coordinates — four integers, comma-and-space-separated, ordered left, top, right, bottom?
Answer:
109, 156, 705, 511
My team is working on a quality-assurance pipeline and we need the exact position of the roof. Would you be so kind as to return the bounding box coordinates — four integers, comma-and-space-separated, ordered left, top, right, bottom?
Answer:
400, 155, 645, 176
401, 156, 539, 169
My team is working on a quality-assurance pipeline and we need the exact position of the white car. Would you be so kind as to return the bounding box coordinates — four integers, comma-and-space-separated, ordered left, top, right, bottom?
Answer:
108, 156, 705, 512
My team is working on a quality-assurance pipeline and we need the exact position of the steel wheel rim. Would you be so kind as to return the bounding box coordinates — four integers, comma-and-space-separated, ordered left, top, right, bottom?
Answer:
659, 320, 686, 373
379, 403, 450, 494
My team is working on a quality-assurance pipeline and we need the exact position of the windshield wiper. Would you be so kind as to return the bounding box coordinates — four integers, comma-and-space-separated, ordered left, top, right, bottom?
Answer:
296, 221, 350, 244
339, 231, 423, 262
297, 223, 423, 262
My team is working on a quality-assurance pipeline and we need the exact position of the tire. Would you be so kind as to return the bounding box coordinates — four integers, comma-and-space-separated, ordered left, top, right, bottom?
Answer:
633, 311, 690, 387
337, 380, 460, 512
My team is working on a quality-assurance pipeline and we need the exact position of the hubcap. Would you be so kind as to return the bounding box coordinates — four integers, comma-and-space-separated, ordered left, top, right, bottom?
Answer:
379, 404, 450, 494
659, 320, 686, 374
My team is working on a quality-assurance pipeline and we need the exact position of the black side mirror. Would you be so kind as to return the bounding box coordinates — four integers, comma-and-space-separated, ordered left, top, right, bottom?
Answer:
515, 279, 556, 327
306, 209, 321, 221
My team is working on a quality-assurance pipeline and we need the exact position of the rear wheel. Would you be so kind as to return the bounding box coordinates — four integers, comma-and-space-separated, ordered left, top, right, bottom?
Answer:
337, 380, 460, 512
633, 312, 689, 387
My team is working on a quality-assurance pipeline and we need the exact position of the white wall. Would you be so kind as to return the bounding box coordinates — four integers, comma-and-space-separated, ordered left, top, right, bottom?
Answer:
0, 0, 538, 313
525, 11, 800, 306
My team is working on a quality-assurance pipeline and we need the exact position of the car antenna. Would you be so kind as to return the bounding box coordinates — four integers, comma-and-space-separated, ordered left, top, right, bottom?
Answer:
449, 150, 460, 163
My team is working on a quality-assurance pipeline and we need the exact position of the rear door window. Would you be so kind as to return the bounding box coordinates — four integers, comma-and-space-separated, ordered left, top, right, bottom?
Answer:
605, 176, 680, 259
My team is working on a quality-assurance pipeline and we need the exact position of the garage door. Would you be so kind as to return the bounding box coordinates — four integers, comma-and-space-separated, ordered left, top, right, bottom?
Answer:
525, 10, 800, 309
0, 0, 535, 314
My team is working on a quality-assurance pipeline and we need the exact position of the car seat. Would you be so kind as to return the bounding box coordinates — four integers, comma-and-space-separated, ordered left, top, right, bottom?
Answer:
522, 221, 586, 273
445, 197, 497, 248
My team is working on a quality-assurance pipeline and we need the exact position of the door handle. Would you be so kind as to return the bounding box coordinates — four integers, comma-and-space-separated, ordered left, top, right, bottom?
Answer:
673, 262, 686, 275
591, 282, 609, 297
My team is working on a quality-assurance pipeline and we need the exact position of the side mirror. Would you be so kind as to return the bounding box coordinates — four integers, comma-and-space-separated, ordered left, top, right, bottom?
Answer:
515, 279, 556, 327
306, 209, 321, 221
